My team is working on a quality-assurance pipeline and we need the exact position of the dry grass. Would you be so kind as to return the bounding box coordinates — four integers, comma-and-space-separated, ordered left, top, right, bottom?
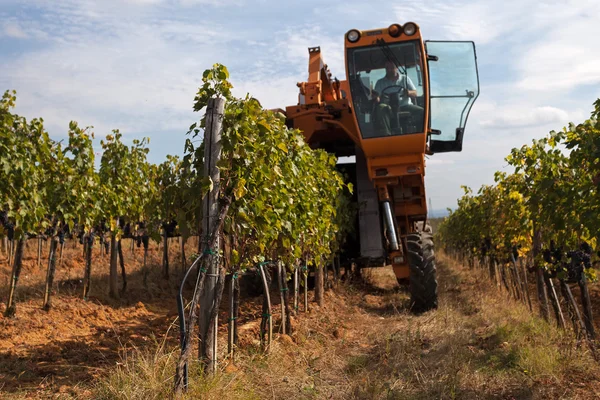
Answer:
93, 253, 600, 399
8, 251, 600, 399
346, 253, 600, 399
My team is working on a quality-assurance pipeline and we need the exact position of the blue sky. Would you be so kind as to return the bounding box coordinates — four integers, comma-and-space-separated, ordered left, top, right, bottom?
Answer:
1, 0, 600, 209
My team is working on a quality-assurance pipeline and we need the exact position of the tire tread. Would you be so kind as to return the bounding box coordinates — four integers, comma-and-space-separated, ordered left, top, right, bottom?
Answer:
407, 230, 438, 313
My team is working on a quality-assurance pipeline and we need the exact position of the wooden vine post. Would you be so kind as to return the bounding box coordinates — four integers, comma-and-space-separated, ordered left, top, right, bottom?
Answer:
199, 96, 224, 374
162, 228, 169, 280
83, 234, 94, 300
520, 259, 533, 311
180, 236, 187, 273
99, 236, 104, 259
510, 255, 524, 302
277, 261, 287, 334
560, 279, 588, 340
7, 238, 13, 268
578, 273, 595, 339
109, 229, 119, 298
42, 237, 59, 310
59, 240, 64, 266
293, 265, 299, 315
259, 263, 273, 351
281, 263, 291, 332
118, 239, 127, 294
304, 265, 309, 312
175, 198, 232, 395
233, 273, 240, 349
544, 273, 566, 329
488, 256, 496, 284
315, 263, 324, 306
5, 238, 25, 317
227, 272, 237, 360
143, 237, 148, 269
532, 225, 550, 321
37, 237, 42, 268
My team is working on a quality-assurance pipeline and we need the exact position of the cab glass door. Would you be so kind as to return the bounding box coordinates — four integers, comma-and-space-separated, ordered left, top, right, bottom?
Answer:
425, 41, 479, 152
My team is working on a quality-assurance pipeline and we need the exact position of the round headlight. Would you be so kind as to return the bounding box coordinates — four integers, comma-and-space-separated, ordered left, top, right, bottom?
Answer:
388, 24, 402, 38
346, 29, 361, 43
403, 22, 417, 36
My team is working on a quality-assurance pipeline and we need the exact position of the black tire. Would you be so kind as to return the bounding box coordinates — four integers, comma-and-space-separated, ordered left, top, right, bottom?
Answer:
407, 230, 438, 313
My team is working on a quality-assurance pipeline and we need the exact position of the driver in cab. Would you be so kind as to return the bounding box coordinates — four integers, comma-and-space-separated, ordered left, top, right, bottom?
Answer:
373, 60, 424, 135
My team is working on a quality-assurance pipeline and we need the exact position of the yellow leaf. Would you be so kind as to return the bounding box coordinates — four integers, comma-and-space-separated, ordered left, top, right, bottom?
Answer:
234, 178, 247, 199
277, 143, 288, 154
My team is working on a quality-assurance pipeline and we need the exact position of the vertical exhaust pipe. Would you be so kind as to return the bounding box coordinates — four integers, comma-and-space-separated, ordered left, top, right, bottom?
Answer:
382, 201, 399, 251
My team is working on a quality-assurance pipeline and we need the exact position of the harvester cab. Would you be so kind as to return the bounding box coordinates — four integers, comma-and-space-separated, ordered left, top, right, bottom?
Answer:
285, 23, 480, 312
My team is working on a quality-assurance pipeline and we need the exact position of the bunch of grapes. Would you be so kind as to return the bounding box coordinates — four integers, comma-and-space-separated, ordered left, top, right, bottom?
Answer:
85, 232, 95, 247
58, 223, 70, 244
134, 221, 147, 248
162, 220, 178, 237
1, 210, 15, 240
565, 243, 592, 282
0, 210, 8, 228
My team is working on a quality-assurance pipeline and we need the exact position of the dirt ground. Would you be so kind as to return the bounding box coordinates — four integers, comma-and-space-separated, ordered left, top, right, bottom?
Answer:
2, 240, 600, 399
0, 238, 194, 396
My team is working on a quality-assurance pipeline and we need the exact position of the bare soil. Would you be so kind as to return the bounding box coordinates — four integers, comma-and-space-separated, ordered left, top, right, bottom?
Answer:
2, 240, 600, 399
0, 238, 191, 396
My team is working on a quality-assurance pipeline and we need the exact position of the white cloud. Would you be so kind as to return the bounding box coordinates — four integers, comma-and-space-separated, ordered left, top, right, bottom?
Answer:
178, 0, 244, 6
480, 106, 570, 129
232, 76, 300, 111
124, 0, 164, 4
514, 1, 600, 91
2, 21, 28, 39
271, 25, 345, 78
0, 2, 240, 140
393, 1, 526, 44
395, 0, 600, 93
2, 0, 600, 209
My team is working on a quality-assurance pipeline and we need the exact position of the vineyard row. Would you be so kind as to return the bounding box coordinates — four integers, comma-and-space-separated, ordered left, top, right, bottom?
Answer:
437, 98, 600, 346
2, 65, 356, 392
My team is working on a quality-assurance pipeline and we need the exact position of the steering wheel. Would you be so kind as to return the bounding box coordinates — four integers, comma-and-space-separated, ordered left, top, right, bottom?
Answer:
380, 85, 406, 103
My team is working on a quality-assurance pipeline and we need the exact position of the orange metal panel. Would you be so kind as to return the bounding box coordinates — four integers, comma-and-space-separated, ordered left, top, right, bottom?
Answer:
285, 98, 361, 146
301, 47, 342, 107
285, 22, 434, 258
345, 25, 423, 49
342, 23, 431, 181
361, 134, 426, 158
339, 80, 350, 95
394, 203, 427, 217
368, 155, 424, 181
393, 264, 410, 279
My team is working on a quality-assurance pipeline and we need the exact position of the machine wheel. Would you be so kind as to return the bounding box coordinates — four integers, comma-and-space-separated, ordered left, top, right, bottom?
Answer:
407, 230, 438, 313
